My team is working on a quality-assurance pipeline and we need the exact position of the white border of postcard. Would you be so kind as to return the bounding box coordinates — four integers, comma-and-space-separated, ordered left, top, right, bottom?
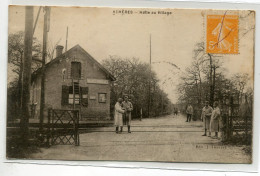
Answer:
1, 0, 260, 175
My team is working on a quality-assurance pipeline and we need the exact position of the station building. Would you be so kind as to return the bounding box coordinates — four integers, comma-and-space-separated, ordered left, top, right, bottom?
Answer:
31, 45, 115, 120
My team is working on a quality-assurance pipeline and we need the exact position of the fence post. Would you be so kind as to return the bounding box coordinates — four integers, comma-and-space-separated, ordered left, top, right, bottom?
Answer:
230, 96, 234, 138
140, 108, 142, 121
228, 114, 231, 140
46, 108, 51, 147
51, 108, 54, 145
245, 95, 248, 138
74, 110, 80, 146
222, 113, 227, 142
77, 110, 80, 146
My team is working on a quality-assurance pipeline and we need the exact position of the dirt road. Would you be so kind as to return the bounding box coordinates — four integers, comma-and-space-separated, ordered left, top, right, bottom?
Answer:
30, 114, 251, 163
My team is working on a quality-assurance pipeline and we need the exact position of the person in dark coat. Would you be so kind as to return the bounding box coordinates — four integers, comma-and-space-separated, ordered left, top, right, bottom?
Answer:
122, 95, 133, 133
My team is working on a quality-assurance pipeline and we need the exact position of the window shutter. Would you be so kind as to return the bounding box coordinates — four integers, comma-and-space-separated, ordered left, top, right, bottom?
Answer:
61, 85, 69, 106
81, 87, 88, 94
80, 65, 84, 79
78, 62, 81, 78
81, 87, 88, 107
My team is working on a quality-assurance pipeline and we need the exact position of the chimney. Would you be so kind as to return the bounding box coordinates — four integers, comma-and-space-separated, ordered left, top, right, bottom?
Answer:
56, 45, 64, 58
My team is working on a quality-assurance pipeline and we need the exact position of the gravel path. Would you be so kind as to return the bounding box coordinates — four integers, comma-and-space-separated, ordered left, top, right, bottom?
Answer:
30, 114, 251, 163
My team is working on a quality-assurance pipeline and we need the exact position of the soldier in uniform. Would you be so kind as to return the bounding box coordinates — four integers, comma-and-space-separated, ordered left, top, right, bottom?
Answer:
122, 95, 133, 133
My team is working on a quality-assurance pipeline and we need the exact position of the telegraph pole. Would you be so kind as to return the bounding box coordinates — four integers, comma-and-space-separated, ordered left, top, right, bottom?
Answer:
208, 53, 214, 107
33, 6, 42, 36
148, 34, 152, 118
65, 26, 68, 52
212, 64, 216, 103
39, 7, 50, 132
20, 6, 34, 144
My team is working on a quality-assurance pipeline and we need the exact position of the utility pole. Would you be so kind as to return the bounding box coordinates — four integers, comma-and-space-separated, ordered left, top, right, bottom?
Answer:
65, 26, 68, 52
20, 6, 34, 144
212, 64, 216, 103
208, 53, 214, 107
33, 7, 42, 36
39, 7, 50, 132
148, 34, 152, 118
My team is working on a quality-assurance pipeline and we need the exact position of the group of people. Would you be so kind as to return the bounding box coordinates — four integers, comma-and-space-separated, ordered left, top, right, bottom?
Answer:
114, 95, 133, 134
186, 101, 221, 139
201, 101, 221, 139
114, 95, 221, 138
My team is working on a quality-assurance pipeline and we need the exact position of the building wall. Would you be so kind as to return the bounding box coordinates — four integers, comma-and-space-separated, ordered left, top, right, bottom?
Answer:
31, 46, 112, 120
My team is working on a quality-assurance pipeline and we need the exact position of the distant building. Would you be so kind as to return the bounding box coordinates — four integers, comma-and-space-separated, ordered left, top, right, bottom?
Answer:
31, 45, 116, 120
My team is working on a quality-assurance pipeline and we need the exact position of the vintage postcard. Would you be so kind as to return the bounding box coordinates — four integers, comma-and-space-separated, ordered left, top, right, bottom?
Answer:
7, 6, 255, 163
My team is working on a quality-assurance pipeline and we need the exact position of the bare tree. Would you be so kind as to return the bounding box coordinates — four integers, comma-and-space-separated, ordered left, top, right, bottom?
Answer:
231, 73, 250, 104
47, 38, 62, 62
8, 31, 42, 108
102, 56, 172, 118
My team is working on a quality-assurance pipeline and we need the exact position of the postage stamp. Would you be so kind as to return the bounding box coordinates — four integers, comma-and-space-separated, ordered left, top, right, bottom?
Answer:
206, 14, 239, 54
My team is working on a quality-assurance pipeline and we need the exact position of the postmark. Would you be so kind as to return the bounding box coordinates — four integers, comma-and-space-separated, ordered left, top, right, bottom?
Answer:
206, 13, 239, 54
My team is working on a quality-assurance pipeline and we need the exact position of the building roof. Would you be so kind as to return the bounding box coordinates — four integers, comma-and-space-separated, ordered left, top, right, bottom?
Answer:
32, 44, 116, 81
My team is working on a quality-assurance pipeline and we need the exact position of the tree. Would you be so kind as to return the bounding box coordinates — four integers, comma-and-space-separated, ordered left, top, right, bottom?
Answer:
47, 38, 62, 62
8, 31, 42, 77
231, 73, 250, 104
8, 31, 42, 120
177, 39, 253, 122
102, 56, 172, 118
177, 42, 227, 119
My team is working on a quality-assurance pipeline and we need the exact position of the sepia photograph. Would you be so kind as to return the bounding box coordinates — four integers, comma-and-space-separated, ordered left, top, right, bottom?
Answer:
7, 6, 255, 164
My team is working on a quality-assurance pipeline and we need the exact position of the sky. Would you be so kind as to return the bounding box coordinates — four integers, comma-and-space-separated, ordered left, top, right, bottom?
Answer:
8, 6, 255, 103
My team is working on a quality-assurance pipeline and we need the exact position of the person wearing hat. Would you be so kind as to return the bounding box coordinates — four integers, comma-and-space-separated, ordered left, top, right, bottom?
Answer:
201, 101, 213, 136
122, 95, 133, 133
114, 98, 125, 133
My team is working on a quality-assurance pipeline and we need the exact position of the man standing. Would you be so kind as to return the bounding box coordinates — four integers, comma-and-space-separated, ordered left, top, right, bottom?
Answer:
186, 103, 193, 122
201, 101, 213, 136
173, 107, 178, 116
114, 98, 125, 133
210, 101, 221, 139
122, 95, 133, 133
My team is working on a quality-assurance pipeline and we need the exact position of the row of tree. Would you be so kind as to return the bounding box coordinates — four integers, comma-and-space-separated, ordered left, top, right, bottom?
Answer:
8, 31, 41, 121
176, 42, 253, 119
102, 56, 173, 119
176, 10, 255, 119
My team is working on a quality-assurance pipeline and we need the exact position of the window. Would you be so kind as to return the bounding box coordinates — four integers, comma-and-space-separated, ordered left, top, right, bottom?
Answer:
71, 62, 81, 79
68, 83, 80, 105
61, 85, 88, 106
98, 93, 107, 103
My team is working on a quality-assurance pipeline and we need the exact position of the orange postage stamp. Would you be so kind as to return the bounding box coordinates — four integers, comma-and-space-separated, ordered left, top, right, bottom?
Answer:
206, 14, 239, 54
